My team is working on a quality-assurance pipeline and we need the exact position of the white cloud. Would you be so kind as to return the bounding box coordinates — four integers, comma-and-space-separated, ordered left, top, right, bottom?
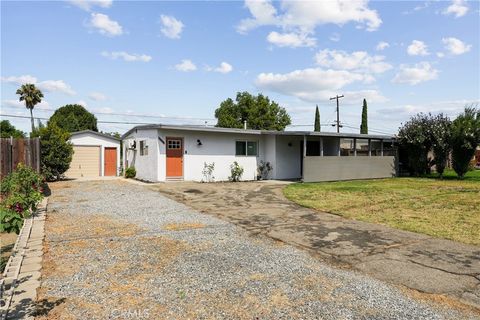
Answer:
3, 99, 50, 110
377, 99, 479, 119
37, 80, 76, 95
160, 15, 184, 39
101, 51, 152, 62
1, 75, 76, 95
442, 37, 471, 55
175, 59, 197, 72
267, 31, 316, 48
1, 75, 37, 85
88, 92, 107, 101
376, 41, 389, 51
442, 0, 469, 18
255, 67, 374, 102
77, 100, 88, 107
69, 0, 112, 11
436, 52, 445, 58
329, 33, 341, 42
237, 0, 278, 34
315, 49, 392, 74
407, 40, 429, 56
206, 62, 233, 74
90, 13, 123, 36
392, 62, 438, 85
237, 0, 382, 35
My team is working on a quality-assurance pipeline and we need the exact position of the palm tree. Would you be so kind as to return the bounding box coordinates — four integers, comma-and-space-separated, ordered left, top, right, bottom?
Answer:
16, 83, 44, 133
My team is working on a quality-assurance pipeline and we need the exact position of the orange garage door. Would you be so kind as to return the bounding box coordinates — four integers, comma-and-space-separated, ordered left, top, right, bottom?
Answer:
65, 146, 100, 178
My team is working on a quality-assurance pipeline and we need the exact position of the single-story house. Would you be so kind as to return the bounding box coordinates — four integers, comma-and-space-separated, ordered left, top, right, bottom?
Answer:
121, 124, 397, 183
65, 130, 121, 178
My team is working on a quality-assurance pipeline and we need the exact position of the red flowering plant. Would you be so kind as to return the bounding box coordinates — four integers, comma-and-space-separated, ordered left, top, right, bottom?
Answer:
1, 164, 44, 233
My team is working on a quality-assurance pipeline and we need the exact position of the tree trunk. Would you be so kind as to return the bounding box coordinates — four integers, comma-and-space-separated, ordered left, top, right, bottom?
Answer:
29, 108, 35, 133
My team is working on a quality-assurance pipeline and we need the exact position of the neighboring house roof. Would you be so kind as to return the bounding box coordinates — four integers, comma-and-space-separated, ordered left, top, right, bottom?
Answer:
121, 124, 395, 140
71, 130, 121, 141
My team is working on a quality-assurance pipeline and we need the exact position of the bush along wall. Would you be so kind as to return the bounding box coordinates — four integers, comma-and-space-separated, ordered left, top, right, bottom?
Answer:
0, 164, 45, 234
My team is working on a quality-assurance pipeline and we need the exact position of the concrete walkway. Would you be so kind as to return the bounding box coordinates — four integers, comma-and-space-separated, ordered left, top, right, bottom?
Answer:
2, 199, 47, 320
156, 181, 480, 309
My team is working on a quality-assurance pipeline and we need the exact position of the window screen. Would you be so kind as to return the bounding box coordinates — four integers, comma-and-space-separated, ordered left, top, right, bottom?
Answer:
236, 141, 257, 156
247, 141, 257, 156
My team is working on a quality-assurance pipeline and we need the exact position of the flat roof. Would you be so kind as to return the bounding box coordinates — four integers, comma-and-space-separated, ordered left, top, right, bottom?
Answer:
121, 124, 395, 140
71, 130, 121, 141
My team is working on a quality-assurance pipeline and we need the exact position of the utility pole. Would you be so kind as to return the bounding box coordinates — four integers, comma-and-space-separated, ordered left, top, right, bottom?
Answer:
330, 94, 344, 133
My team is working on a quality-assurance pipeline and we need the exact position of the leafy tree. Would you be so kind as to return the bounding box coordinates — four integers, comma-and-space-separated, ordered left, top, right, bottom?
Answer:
360, 99, 368, 134
215, 92, 291, 131
16, 83, 44, 133
49, 104, 98, 132
0, 120, 26, 138
450, 106, 480, 178
36, 123, 73, 181
398, 113, 434, 176
430, 114, 451, 178
314, 105, 320, 132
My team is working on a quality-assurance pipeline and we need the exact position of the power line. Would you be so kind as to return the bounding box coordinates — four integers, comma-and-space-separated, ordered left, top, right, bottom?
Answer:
0, 105, 215, 121
1, 113, 395, 135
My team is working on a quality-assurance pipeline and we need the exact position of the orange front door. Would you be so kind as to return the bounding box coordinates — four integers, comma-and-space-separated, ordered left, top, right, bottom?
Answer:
166, 137, 183, 177
104, 147, 117, 176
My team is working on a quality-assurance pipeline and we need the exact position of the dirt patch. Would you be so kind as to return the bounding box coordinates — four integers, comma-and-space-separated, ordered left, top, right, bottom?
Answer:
1, 232, 17, 272
163, 222, 205, 231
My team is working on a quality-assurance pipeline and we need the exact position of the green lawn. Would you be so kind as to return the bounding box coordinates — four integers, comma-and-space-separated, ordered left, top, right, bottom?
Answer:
284, 170, 480, 246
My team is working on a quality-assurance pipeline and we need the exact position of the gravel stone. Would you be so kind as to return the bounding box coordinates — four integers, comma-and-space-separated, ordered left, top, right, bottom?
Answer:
40, 180, 479, 319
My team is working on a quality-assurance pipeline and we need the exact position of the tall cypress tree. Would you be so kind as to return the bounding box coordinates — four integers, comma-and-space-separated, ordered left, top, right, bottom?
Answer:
360, 99, 368, 134
314, 105, 321, 132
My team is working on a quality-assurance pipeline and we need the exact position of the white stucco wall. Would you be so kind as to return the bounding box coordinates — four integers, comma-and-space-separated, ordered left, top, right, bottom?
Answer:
70, 132, 120, 176
275, 135, 303, 180
123, 128, 159, 182
157, 129, 264, 182
262, 134, 277, 179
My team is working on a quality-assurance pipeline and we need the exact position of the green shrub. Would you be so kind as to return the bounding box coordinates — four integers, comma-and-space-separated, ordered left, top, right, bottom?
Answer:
0, 207, 23, 234
0, 164, 44, 234
229, 161, 244, 182
0, 163, 44, 214
34, 123, 73, 181
125, 166, 136, 179
450, 106, 480, 178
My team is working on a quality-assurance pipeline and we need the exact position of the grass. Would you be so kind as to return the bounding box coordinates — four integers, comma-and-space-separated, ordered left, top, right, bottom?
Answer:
284, 169, 480, 246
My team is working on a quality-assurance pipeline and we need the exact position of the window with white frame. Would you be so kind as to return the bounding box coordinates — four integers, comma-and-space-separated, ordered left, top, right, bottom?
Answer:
139, 140, 148, 156
235, 140, 258, 156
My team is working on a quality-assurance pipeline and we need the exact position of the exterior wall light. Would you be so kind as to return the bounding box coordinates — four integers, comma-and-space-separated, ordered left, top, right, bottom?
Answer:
197, 139, 202, 146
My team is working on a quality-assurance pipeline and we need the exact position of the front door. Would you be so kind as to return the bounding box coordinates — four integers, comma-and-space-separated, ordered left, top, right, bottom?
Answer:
166, 137, 183, 178
104, 147, 117, 176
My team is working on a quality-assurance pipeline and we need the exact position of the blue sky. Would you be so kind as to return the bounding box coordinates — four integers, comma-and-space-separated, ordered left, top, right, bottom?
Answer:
1, 0, 479, 135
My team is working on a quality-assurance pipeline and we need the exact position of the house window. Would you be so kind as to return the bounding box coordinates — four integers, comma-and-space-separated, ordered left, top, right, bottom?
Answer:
371, 140, 382, 156
235, 140, 258, 156
167, 139, 181, 150
356, 139, 369, 156
139, 140, 148, 156
340, 138, 354, 156
383, 141, 395, 156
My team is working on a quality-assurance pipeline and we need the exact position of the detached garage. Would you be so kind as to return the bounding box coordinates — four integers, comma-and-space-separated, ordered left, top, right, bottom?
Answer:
65, 130, 121, 178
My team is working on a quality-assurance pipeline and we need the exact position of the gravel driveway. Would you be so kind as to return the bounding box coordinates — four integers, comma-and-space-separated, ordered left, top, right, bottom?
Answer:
37, 180, 478, 319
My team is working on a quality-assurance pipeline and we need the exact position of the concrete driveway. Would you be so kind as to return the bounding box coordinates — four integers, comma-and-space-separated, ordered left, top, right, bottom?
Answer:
156, 181, 480, 310
37, 180, 479, 319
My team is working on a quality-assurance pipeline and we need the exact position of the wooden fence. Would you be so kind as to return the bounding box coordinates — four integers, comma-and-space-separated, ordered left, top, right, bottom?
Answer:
0, 138, 41, 179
